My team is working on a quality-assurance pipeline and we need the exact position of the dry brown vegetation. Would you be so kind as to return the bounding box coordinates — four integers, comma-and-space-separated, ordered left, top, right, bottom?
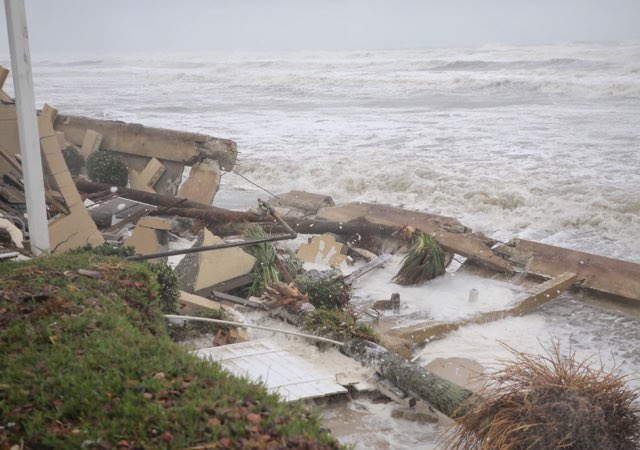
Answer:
446, 342, 640, 450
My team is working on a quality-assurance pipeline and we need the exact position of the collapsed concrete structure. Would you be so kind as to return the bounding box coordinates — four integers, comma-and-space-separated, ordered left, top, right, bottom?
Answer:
2, 63, 640, 434
0, 65, 236, 256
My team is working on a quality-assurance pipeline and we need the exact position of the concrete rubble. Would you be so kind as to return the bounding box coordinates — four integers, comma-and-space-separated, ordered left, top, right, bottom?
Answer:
3, 63, 640, 429
175, 228, 256, 293
296, 233, 348, 268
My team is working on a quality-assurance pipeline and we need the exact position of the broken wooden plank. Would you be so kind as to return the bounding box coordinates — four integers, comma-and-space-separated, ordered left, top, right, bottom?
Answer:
343, 253, 392, 285
494, 238, 640, 303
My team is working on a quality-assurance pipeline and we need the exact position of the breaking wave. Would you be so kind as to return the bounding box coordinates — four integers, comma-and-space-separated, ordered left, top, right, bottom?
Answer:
26, 41, 640, 262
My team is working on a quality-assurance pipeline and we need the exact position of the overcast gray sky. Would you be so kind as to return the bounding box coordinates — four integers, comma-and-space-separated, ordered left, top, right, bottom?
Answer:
1, 0, 640, 55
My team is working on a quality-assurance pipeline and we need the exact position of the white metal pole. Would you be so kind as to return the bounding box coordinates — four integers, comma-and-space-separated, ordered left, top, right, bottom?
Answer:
4, 0, 50, 254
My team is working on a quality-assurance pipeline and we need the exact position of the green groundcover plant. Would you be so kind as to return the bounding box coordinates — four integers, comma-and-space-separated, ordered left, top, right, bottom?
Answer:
0, 253, 340, 449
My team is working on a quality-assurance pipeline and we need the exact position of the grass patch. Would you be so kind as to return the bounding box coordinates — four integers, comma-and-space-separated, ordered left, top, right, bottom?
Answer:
303, 309, 379, 345
0, 253, 341, 449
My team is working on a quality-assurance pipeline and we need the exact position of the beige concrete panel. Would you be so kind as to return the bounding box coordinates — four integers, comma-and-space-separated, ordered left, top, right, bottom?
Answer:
53, 113, 237, 170
80, 129, 102, 159
177, 159, 221, 205
194, 229, 256, 291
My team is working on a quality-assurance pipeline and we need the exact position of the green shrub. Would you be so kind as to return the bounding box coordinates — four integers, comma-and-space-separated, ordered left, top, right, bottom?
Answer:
295, 269, 350, 309
62, 146, 85, 176
146, 261, 180, 314
303, 308, 379, 344
86, 150, 128, 186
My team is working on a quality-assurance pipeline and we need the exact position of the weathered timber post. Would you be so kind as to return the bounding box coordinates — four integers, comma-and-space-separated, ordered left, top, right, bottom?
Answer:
342, 339, 478, 418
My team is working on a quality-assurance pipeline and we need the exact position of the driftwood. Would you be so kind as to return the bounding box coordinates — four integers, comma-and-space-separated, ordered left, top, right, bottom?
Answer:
342, 339, 477, 418
75, 179, 261, 224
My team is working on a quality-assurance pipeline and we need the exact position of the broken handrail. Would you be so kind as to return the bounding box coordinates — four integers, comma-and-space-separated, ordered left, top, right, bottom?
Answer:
126, 199, 297, 261
164, 314, 344, 346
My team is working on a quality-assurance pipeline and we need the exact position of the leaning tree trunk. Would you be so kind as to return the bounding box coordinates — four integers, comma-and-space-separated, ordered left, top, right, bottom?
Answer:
342, 339, 479, 419
75, 179, 262, 224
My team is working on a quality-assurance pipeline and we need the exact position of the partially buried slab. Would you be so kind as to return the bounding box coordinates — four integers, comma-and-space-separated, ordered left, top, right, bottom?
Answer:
194, 339, 348, 401
175, 228, 256, 292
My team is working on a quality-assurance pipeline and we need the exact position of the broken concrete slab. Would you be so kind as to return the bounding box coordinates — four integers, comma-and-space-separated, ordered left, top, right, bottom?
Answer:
79, 129, 102, 159
178, 291, 251, 342
139, 157, 166, 188
424, 357, 485, 392
177, 159, 221, 205
0, 104, 21, 174
53, 113, 237, 170
120, 153, 184, 196
135, 216, 172, 231
123, 216, 171, 256
37, 104, 104, 252
55, 132, 67, 150
494, 238, 640, 303
297, 233, 348, 268
129, 157, 167, 193
0, 66, 11, 102
315, 203, 511, 273
269, 190, 335, 218
175, 228, 256, 293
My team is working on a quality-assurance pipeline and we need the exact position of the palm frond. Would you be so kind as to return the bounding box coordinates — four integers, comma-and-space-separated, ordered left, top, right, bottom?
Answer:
392, 232, 445, 286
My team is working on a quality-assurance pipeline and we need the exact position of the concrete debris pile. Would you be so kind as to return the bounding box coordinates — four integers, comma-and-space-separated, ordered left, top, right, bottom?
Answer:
3, 63, 640, 447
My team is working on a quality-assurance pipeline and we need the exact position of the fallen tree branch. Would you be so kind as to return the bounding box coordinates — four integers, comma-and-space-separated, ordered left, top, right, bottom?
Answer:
342, 338, 478, 418
75, 178, 261, 224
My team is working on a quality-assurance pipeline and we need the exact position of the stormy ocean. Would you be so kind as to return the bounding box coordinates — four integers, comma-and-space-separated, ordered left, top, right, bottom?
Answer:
6, 41, 640, 448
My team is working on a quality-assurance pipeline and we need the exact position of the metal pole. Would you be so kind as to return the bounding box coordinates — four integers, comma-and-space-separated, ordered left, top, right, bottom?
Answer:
4, 0, 50, 254
126, 199, 297, 261
164, 315, 344, 346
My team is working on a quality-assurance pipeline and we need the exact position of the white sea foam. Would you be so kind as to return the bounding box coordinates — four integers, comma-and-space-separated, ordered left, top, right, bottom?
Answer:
17, 42, 631, 261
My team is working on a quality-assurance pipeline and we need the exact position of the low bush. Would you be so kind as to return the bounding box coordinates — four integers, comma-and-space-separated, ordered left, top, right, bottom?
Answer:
295, 269, 351, 310
86, 150, 128, 187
